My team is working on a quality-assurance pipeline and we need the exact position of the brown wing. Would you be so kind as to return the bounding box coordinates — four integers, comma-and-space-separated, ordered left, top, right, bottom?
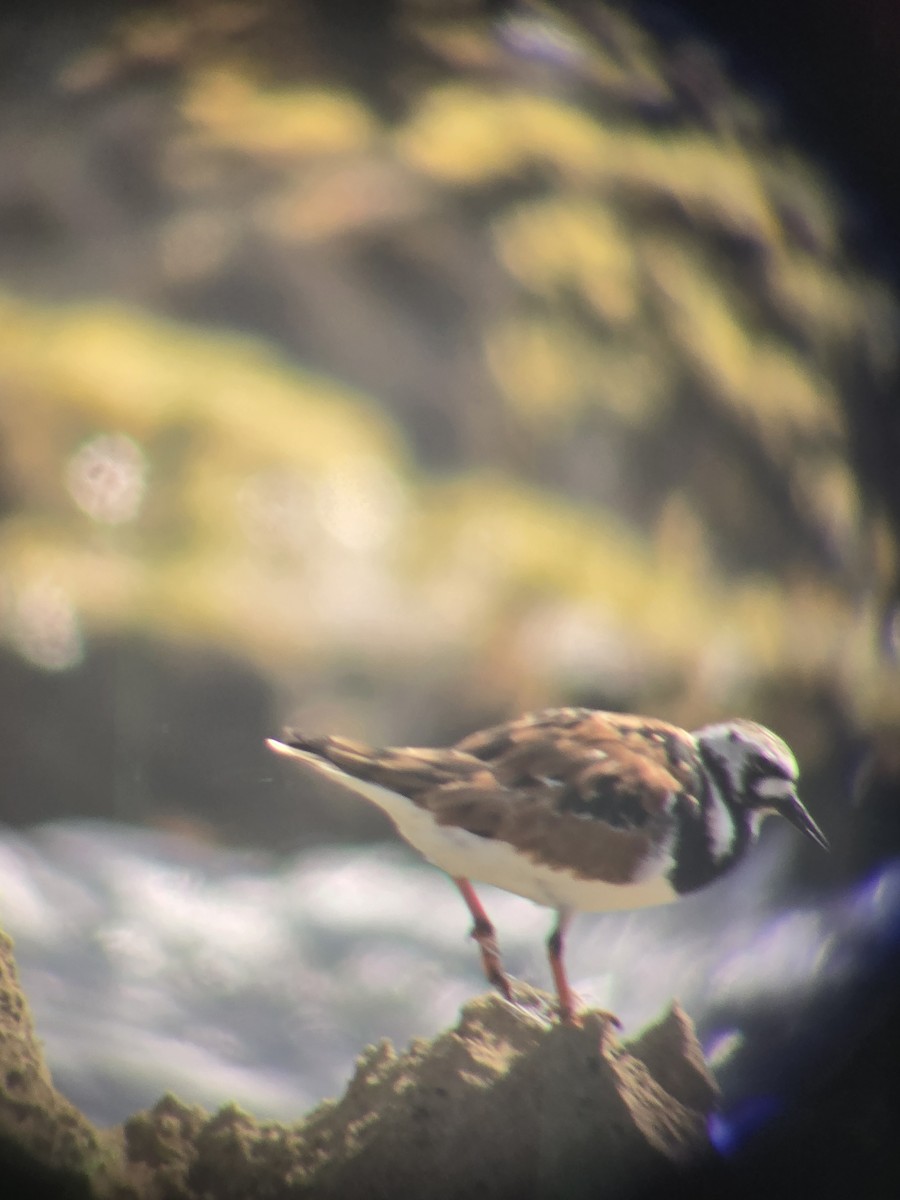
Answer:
282, 708, 702, 885
445, 707, 702, 882
455, 708, 699, 817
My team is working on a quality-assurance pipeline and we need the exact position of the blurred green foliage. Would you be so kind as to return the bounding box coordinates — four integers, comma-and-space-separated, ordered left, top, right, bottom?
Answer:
0, 291, 895, 737
0, 0, 897, 835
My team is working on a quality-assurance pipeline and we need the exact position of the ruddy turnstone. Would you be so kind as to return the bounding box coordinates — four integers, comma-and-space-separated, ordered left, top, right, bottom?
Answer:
267, 707, 828, 1023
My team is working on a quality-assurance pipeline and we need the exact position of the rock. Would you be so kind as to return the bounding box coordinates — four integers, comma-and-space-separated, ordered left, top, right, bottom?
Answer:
0, 930, 718, 1199
626, 1000, 720, 1115
0, 929, 121, 1196
296, 996, 718, 1200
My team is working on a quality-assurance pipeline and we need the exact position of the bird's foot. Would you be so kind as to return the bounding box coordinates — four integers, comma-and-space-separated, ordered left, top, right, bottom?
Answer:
555, 993, 622, 1030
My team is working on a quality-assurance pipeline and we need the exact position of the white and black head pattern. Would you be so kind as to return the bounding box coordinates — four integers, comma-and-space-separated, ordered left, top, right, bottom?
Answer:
698, 719, 797, 796
668, 719, 828, 895
700, 719, 826, 842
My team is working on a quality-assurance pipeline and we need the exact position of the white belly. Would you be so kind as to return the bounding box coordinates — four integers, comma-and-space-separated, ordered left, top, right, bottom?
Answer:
289, 753, 679, 912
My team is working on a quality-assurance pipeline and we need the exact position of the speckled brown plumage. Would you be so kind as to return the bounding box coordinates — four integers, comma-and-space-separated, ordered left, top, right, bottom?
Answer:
270, 706, 826, 1024
285, 708, 703, 884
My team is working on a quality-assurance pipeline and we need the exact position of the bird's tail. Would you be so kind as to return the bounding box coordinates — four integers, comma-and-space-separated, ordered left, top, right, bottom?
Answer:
266, 731, 479, 799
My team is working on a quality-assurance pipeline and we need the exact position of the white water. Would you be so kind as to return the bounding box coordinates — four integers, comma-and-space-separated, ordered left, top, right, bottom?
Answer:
0, 818, 891, 1127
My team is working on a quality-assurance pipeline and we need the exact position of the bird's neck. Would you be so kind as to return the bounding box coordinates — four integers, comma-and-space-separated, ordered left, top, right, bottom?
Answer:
669, 756, 755, 894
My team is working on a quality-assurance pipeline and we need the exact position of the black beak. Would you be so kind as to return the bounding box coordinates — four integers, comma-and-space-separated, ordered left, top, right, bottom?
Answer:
779, 791, 829, 851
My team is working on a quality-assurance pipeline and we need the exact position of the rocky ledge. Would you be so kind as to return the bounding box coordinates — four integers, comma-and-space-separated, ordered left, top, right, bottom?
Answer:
0, 929, 718, 1199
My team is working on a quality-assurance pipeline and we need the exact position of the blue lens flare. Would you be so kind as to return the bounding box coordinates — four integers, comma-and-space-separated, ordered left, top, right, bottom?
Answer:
709, 1095, 783, 1156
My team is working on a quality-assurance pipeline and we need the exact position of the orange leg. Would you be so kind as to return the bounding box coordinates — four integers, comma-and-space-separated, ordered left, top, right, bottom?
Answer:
453, 877, 513, 1002
547, 908, 578, 1024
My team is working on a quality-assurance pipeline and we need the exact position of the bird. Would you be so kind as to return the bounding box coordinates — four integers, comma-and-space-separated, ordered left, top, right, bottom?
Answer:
266, 707, 829, 1024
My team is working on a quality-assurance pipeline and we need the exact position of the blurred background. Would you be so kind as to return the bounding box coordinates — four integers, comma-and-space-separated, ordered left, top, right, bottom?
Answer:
0, 0, 899, 1189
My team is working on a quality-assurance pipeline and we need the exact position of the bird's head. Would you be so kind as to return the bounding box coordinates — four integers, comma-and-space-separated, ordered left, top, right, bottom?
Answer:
694, 719, 829, 850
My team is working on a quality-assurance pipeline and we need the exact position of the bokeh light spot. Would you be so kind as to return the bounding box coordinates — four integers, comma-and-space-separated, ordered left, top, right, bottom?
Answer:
7, 579, 83, 671
314, 459, 406, 552
66, 432, 147, 525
